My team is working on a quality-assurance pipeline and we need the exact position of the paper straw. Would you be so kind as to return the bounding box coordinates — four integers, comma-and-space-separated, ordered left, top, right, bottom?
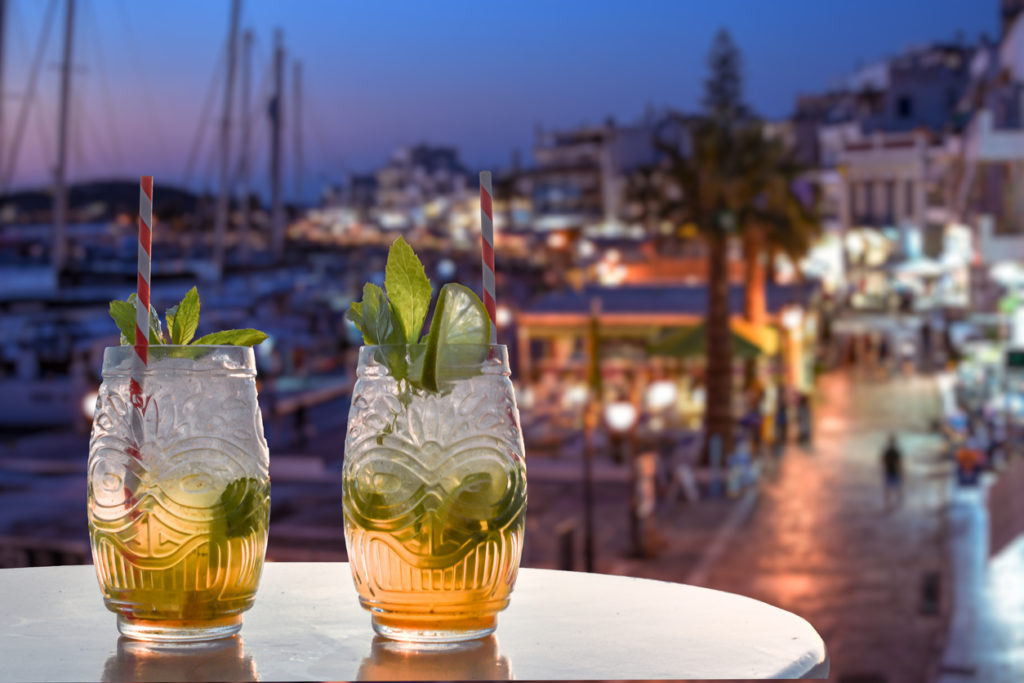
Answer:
130, 176, 153, 438
479, 171, 497, 343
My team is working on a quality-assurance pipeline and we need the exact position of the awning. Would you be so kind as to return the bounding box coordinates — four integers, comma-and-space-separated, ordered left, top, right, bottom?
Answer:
648, 320, 779, 360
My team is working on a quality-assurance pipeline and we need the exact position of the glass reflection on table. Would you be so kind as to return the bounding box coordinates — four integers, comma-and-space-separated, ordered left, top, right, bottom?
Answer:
358, 635, 511, 680
101, 636, 257, 682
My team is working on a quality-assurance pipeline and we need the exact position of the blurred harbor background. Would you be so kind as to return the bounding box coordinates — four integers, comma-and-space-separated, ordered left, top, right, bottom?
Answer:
3, 1, 1024, 680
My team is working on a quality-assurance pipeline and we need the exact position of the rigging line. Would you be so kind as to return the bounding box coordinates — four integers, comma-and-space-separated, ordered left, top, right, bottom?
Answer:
33, 95, 54, 184
233, 38, 274, 190
113, 0, 172, 163
2, 0, 57, 193
71, 16, 115, 181
201, 126, 220, 195
80, 93, 115, 175
182, 44, 227, 190
8, 0, 30, 80
71, 92, 88, 181
82, 0, 124, 171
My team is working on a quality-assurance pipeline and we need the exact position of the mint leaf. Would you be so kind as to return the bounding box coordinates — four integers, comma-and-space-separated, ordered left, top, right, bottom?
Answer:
111, 286, 269, 348
171, 286, 200, 345
353, 283, 403, 346
109, 300, 136, 345
219, 477, 269, 538
347, 300, 365, 337
348, 283, 409, 380
111, 295, 164, 344
165, 304, 179, 338
128, 293, 165, 344
192, 329, 268, 347
385, 236, 432, 342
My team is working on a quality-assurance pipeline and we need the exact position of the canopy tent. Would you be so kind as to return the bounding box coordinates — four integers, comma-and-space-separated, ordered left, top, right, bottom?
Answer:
648, 320, 780, 360
889, 257, 944, 278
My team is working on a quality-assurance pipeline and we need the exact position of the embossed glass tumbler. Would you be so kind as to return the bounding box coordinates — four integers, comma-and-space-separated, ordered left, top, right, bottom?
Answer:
343, 345, 527, 643
88, 346, 271, 642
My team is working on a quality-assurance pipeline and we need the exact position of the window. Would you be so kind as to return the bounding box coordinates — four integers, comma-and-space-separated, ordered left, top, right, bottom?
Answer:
905, 180, 915, 219
885, 180, 896, 225
897, 96, 913, 119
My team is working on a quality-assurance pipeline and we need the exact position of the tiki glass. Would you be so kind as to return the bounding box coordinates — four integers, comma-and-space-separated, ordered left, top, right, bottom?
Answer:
88, 346, 270, 642
343, 345, 527, 643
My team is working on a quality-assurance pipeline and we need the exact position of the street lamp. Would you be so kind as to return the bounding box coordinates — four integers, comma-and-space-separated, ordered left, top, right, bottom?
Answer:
604, 398, 646, 557
604, 400, 638, 433
496, 305, 513, 328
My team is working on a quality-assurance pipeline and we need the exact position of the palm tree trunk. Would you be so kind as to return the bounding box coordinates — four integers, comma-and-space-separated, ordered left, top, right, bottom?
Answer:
742, 223, 767, 388
742, 223, 767, 326
704, 231, 734, 464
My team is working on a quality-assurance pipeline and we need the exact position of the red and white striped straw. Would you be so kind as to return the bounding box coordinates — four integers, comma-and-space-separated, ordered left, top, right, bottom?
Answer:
479, 170, 497, 344
130, 176, 153, 424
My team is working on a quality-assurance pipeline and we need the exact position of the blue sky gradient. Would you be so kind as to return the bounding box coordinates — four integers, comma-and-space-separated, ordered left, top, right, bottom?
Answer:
4, 0, 996, 199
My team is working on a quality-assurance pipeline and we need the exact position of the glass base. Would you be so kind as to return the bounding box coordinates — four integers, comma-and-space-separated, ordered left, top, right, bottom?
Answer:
371, 613, 497, 645
117, 614, 243, 643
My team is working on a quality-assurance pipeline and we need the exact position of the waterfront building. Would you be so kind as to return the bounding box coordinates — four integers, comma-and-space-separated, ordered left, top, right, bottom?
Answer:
517, 110, 674, 232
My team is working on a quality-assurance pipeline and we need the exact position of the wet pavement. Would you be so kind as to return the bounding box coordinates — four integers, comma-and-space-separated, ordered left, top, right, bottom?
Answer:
696, 370, 951, 682
519, 367, 956, 681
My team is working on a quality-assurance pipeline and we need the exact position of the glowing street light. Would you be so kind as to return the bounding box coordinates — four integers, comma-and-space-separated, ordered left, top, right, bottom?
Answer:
645, 380, 678, 413
604, 400, 638, 434
781, 306, 804, 331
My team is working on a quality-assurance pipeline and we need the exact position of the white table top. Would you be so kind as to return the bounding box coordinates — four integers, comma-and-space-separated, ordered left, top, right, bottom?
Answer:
1, 562, 828, 680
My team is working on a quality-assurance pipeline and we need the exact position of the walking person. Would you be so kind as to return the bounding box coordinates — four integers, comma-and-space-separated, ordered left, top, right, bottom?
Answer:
796, 391, 812, 445
773, 389, 789, 458
881, 434, 904, 508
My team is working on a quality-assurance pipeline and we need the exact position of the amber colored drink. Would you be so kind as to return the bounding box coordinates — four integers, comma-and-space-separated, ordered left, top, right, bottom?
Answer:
344, 465, 526, 637
89, 474, 269, 641
343, 344, 528, 643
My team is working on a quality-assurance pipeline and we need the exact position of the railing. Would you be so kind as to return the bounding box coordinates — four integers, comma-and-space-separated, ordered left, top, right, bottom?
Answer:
0, 536, 90, 568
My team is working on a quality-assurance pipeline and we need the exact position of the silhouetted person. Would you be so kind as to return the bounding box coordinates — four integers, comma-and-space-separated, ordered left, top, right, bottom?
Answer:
773, 391, 789, 457
881, 434, 904, 508
796, 392, 812, 445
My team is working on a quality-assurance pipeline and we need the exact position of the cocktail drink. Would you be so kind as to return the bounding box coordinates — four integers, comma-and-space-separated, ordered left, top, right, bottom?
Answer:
344, 238, 527, 643
344, 344, 526, 641
89, 345, 270, 642
89, 287, 271, 642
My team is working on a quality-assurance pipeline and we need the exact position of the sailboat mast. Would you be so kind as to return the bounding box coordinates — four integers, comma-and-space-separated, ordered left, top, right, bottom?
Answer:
239, 29, 252, 264
270, 29, 284, 259
0, 0, 8, 179
53, 0, 75, 278
293, 60, 302, 206
213, 0, 241, 280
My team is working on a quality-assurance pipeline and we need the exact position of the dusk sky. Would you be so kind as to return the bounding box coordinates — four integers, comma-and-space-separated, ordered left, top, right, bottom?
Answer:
4, 0, 996, 200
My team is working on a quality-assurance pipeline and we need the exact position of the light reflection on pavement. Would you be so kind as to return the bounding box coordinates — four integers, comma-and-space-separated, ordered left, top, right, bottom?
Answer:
700, 369, 949, 682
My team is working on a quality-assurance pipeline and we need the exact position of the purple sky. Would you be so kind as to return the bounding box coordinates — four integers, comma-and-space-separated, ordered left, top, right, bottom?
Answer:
3, 0, 997, 201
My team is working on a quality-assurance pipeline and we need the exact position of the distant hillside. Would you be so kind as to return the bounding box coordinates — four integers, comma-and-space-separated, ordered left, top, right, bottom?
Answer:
0, 180, 201, 222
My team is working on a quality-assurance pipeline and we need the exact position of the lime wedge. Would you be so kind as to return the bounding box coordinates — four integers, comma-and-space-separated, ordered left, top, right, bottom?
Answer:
421, 284, 491, 391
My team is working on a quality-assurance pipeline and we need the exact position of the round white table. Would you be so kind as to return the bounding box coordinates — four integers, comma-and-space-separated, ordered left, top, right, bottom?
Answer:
0, 562, 828, 680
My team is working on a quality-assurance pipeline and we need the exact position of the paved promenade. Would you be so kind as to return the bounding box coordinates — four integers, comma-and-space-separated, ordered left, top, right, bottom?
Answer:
698, 370, 950, 682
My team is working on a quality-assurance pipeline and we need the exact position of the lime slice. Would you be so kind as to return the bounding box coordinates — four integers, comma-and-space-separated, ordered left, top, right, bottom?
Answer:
422, 283, 491, 391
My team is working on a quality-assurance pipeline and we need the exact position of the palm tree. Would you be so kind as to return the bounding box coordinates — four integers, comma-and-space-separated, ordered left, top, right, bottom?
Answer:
740, 139, 822, 329
649, 29, 760, 461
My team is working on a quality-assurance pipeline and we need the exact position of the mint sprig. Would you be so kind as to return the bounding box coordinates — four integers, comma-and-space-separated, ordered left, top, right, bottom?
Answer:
109, 294, 165, 345
170, 286, 201, 344
346, 237, 490, 393
384, 236, 432, 342
192, 329, 268, 346
108, 287, 267, 347
219, 477, 269, 538
348, 283, 403, 346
